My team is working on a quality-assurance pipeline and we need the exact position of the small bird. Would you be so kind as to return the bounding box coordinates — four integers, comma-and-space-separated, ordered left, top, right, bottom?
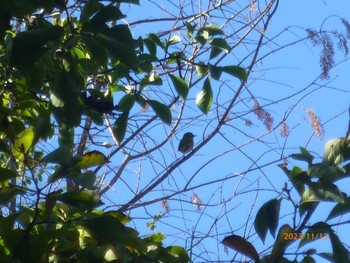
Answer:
178, 132, 195, 154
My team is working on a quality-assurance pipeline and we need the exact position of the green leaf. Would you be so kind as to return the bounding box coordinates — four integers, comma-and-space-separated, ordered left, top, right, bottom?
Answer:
196, 77, 213, 114
0, 168, 19, 182
90, 5, 125, 25
144, 38, 157, 57
327, 196, 350, 220
0, 187, 25, 205
169, 74, 189, 100
209, 47, 223, 60
113, 112, 129, 143
83, 36, 109, 67
74, 150, 108, 169
71, 171, 97, 190
118, 94, 136, 112
195, 62, 208, 78
165, 35, 181, 48
323, 138, 350, 165
307, 163, 343, 182
198, 25, 224, 37
290, 147, 314, 164
185, 22, 196, 38
254, 198, 281, 243
270, 224, 296, 263
41, 146, 71, 165
56, 190, 102, 210
299, 222, 330, 249
301, 182, 344, 204
81, 214, 126, 243
288, 166, 309, 197
209, 38, 230, 59
301, 255, 316, 263
329, 230, 350, 263
96, 27, 137, 69
147, 100, 172, 125
11, 26, 63, 72
140, 71, 163, 88
210, 38, 230, 51
147, 33, 164, 48
209, 64, 222, 80
166, 246, 189, 262
11, 127, 35, 159
222, 235, 259, 262
222, 66, 247, 82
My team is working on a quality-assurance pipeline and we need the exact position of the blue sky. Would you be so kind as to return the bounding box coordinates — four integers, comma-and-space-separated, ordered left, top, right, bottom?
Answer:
108, 1, 350, 262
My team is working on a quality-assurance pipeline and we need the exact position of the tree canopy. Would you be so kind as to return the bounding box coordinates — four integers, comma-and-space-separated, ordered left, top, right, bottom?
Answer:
1, 0, 350, 262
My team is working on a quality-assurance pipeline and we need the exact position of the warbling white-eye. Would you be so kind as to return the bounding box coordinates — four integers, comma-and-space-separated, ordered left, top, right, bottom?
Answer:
178, 132, 195, 154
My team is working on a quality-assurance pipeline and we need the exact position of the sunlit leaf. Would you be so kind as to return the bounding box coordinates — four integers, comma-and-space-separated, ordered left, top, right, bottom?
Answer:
323, 138, 350, 165
11, 127, 35, 159
166, 246, 189, 262
222, 235, 259, 262
196, 62, 208, 78
198, 25, 224, 36
196, 77, 213, 114
74, 150, 108, 169
169, 74, 189, 100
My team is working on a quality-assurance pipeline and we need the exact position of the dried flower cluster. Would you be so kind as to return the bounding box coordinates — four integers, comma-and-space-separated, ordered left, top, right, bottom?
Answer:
306, 19, 350, 79
280, 121, 290, 137
161, 199, 170, 213
191, 193, 203, 211
253, 102, 274, 131
306, 109, 324, 140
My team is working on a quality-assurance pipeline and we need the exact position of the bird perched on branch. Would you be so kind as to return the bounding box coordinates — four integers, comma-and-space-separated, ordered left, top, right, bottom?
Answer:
178, 132, 195, 154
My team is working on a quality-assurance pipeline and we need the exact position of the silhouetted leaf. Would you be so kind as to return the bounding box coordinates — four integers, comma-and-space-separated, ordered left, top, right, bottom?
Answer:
147, 100, 172, 125
327, 196, 350, 220
56, 190, 102, 210
222, 235, 259, 262
209, 64, 222, 80
254, 198, 281, 243
118, 94, 136, 112
41, 145, 71, 165
299, 222, 330, 249
169, 74, 189, 99
222, 66, 247, 82
301, 182, 344, 204
113, 112, 129, 143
